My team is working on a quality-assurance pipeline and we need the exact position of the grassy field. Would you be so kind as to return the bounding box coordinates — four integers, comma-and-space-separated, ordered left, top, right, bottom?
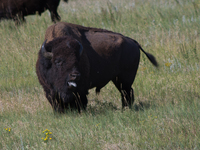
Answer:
0, 0, 200, 149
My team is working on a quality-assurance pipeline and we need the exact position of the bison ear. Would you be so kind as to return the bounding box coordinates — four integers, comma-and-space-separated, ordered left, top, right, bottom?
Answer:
41, 39, 53, 59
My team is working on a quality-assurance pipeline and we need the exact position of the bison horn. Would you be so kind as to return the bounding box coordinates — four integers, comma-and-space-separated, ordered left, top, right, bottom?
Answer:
41, 39, 53, 59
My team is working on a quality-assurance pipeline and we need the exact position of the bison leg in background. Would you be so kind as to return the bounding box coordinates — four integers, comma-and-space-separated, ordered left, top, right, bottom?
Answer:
47, 6, 60, 23
13, 12, 26, 25
50, 10, 60, 23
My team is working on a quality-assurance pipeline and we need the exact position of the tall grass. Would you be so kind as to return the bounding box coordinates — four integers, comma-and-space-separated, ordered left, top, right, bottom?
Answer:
0, 0, 200, 149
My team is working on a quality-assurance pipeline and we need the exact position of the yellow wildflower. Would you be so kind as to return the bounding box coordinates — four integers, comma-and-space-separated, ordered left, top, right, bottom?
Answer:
165, 62, 172, 67
141, 67, 146, 71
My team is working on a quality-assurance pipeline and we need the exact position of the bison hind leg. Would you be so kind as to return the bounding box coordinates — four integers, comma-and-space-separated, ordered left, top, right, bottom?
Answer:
112, 77, 135, 109
121, 88, 134, 109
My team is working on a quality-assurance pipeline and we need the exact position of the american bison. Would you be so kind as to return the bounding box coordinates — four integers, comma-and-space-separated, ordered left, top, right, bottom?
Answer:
0, 0, 64, 24
36, 22, 158, 112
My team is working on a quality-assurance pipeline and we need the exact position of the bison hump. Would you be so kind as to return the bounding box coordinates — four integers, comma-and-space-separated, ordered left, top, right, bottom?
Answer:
86, 32, 124, 56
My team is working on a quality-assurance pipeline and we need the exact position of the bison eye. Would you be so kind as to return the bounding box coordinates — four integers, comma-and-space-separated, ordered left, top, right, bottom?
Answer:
55, 59, 63, 66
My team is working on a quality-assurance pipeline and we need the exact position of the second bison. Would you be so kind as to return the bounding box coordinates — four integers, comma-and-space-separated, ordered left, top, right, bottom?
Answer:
36, 22, 158, 112
0, 0, 63, 24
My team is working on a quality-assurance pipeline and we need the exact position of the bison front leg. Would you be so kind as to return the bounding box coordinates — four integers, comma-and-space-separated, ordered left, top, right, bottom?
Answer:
80, 94, 88, 111
72, 93, 88, 112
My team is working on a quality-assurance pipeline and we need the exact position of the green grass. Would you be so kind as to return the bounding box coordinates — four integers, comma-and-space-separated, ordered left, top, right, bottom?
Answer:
0, 0, 200, 149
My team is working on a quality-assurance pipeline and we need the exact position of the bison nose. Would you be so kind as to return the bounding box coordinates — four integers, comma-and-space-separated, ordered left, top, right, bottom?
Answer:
69, 73, 81, 81
67, 73, 81, 89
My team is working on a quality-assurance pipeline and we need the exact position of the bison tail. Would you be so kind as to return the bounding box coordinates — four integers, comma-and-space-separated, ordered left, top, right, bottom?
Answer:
143, 51, 158, 67
139, 46, 158, 67
132, 39, 158, 67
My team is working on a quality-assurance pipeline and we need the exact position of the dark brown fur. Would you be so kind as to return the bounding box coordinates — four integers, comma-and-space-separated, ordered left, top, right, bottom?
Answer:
36, 22, 158, 112
0, 0, 65, 24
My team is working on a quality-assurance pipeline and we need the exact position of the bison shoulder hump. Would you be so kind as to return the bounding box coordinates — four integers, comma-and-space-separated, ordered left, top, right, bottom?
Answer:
111, 35, 124, 47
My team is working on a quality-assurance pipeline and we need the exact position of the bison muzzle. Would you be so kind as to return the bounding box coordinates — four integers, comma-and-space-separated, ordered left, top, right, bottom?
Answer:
36, 22, 158, 113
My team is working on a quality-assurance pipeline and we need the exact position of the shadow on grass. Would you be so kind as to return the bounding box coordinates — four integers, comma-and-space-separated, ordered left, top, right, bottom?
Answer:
86, 99, 152, 115
49, 99, 153, 116
133, 101, 151, 111
87, 100, 119, 115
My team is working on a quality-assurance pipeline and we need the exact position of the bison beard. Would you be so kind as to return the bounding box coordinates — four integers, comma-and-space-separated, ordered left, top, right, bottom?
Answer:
51, 91, 80, 112
36, 22, 158, 113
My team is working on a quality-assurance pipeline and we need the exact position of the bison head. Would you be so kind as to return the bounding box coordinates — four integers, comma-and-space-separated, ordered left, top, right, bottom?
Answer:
40, 36, 83, 104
